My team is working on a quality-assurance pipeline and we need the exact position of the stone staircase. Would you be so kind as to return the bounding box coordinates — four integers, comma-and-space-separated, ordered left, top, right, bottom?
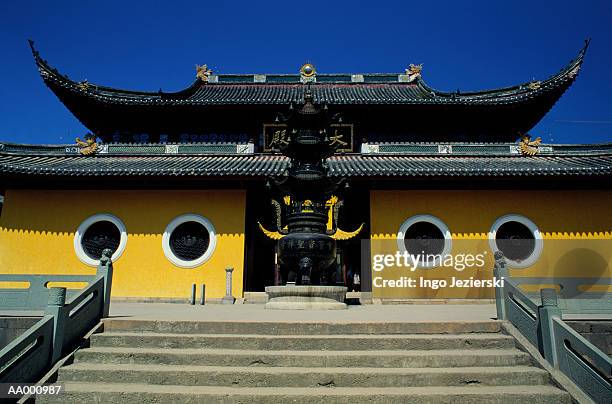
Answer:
41, 320, 571, 403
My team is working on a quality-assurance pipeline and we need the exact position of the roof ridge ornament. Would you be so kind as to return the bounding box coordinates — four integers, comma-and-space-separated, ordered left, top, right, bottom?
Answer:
567, 65, 581, 79
196, 64, 213, 82
78, 80, 90, 91
404, 63, 423, 82
528, 80, 542, 90
298, 83, 319, 115
28, 39, 52, 79
518, 133, 542, 156
27, 39, 39, 59
75, 133, 99, 156
300, 63, 316, 83
580, 37, 591, 58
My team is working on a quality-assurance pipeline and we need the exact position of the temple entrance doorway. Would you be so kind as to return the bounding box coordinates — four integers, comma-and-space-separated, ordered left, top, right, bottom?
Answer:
243, 185, 276, 292
243, 185, 370, 293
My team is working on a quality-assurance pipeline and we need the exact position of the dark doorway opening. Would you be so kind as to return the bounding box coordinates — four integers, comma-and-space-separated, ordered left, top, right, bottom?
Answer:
336, 186, 370, 292
243, 184, 370, 292
243, 185, 276, 292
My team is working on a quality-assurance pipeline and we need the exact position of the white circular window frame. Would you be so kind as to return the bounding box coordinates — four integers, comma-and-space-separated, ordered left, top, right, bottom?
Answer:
162, 214, 217, 268
488, 214, 543, 269
397, 214, 452, 268
74, 213, 127, 267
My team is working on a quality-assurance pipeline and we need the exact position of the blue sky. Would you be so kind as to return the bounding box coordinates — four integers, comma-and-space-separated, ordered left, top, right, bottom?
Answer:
0, 0, 610, 144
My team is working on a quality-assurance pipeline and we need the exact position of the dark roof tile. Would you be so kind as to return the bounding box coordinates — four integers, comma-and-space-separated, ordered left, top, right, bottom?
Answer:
0, 153, 609, 178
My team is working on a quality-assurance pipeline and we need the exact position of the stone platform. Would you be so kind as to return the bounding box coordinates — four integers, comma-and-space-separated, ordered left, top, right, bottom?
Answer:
265, 286, 348, 310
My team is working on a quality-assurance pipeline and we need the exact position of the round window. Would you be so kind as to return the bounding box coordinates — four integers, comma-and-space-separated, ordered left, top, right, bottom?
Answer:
74, 214, 127, 266
169, 221, 210, 261
162, 214, 217, 268
81, 220, 121, 260
489, 215, 542, 268
403, 221, 445, 256
398, 215, 452, 268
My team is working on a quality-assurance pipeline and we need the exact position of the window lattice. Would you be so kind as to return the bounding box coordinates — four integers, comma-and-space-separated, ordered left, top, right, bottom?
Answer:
81, 220, 120, 260
495, 221, 535, 262
403, 221, 445, 256
169, 221, 210, 261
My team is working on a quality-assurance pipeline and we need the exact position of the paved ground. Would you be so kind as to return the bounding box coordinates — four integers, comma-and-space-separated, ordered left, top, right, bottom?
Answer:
2, 302, 609, 321
106, 303, 499, 322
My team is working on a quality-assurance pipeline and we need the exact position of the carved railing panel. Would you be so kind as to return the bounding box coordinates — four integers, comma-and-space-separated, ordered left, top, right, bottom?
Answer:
61, 278, 104, 355
553, 317, 612, 402
0, 316, 53, 383
503, 281, 540, 348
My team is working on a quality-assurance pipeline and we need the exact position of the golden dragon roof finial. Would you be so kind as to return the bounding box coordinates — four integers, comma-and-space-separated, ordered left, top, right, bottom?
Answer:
196, 64, 213, 82
75, 133, 98, 155
404, 64, 423, 83
518, 133, 542, 156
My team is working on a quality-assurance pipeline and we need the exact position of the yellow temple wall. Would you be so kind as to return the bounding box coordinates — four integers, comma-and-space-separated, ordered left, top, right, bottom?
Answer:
370, 190, 612, 299
0, 189, 246, 299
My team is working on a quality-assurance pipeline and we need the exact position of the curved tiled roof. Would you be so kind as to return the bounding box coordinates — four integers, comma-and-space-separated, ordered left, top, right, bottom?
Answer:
0, 154, 286, 177
0, 142, 609, 179
327, 154, 612, 177
29, 40, 588, 107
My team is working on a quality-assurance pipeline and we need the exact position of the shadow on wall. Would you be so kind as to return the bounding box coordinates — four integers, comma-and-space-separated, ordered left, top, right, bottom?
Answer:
553, 247, 610, 299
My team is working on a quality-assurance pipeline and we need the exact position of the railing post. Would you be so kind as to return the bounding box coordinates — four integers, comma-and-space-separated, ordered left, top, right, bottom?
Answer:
96, 249, 114, 318
222, 267, 235, 304
493, 251, 508, 320
44, 287, 67, 363
538, 288, 561, 366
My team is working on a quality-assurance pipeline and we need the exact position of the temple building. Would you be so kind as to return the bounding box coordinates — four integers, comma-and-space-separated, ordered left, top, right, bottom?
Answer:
0, 40, 610, 302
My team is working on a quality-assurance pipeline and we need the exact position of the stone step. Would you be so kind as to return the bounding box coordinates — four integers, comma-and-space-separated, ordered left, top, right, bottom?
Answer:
90, 332, 516, 350
58, 363, 551, 387
38, 383, 572, 404
102, 319, 501, 335
75, 347, 533, 368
